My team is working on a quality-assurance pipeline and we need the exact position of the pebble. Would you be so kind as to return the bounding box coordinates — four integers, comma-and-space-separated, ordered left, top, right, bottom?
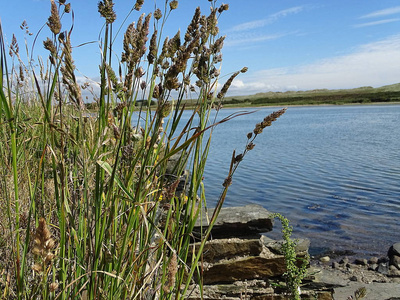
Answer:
332, 262, 340, 269
349, 275, 358, 281
369, 256, 379, 264
368, 264, 378, 271
339, 258, 349, 265
354, 258, 368, 266
319, 256, 330, 263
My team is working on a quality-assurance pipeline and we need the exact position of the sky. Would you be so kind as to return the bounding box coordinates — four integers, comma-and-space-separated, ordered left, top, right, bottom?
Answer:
1, 0, 400, 96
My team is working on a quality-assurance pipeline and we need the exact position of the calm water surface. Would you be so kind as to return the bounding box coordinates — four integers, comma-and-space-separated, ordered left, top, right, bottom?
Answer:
197, 105, 400, 257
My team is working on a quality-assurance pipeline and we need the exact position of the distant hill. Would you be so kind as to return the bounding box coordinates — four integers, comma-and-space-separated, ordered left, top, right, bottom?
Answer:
219, 83, 400, 107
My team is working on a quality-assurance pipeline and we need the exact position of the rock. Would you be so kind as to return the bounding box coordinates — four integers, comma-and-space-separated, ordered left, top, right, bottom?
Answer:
339, 258, 349, 265
320, 256, 330, 263
202, 255, 286, 284
389, 242, 400, 256
349, 275, 358, 282
354, 258, 368, 266
377, 262, 389, 275
388, 269, 400, 277
189, 238, 263, 262
261, 236, 310, 256
369, 256, 379, 264
306, 266, 349, 288
332, 262, 340, 269
390, 254, 400, 270
194, 204, 274, 238
333, 282, 400, 300
368, 264, 378, 271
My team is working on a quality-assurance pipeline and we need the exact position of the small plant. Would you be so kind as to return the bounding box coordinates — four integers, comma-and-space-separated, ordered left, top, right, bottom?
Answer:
271, 213, 309, 300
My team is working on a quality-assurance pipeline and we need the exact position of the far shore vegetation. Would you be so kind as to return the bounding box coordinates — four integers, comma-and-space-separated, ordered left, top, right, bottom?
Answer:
85, 83, 400, 110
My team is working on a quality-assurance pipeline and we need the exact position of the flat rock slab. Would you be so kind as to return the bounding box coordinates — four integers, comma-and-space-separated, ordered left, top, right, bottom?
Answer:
190, 238, 263, 262
203, 256, 286, 284
333, 282, 400, 300
194, 204, 274, 238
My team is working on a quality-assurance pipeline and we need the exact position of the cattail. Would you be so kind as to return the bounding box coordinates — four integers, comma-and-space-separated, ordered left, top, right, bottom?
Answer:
48, 0, 61, 35
98, 0, 116, 24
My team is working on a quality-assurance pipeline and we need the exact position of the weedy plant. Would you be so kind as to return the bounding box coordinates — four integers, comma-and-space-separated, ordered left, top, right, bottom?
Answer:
271, 213, 309, 300
0, 0, 288, 299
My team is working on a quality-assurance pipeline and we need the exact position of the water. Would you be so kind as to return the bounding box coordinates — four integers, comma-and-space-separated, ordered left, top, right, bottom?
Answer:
195, 105, 400, 257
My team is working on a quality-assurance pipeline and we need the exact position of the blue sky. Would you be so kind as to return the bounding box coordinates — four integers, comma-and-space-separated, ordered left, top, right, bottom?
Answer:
1, 0, 400, 96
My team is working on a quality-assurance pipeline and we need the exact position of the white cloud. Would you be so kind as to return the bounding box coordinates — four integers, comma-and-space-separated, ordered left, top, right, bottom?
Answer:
226, 35, 400, 95
225, 33, 288, 47
229, 6, 304, 32
360, 6, 400, 19
355, 18, 400, 28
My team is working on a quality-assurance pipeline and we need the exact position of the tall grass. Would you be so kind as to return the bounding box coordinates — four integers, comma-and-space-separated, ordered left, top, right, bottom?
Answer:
0, 1, 286, 299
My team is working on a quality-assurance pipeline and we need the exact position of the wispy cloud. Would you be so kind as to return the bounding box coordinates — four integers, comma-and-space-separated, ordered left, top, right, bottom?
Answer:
360, 6, 400, 19
226, 35, 400, 95
225, 33, 289, 47
354, 18, 400, 28
229, 6, 304, 32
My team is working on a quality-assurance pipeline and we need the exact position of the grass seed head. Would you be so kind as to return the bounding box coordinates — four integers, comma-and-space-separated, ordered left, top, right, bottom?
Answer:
48, 0, 61, 34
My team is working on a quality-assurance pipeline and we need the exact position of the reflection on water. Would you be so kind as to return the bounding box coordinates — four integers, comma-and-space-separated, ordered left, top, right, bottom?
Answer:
198, 105, 400, 257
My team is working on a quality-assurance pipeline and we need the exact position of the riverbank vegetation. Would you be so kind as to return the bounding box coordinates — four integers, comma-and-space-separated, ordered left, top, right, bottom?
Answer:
0, 0, 293, 299
219, 84, 400, 107
0, 0, 251, 298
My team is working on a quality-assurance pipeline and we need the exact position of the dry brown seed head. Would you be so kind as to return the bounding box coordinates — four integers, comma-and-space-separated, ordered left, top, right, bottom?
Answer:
169, 0, 178, 10
48, 0, 61, 34
64, 3, 71, 13
49, 282, 59, 292
218, 3, 229, 13
134, 0, 144, 11
240, 67, 248, 73
246, 143, 255, 150
154, 8, 162, 20
98, 0, 116, 24
234, 153, 243, 163
247, 132, 253, 139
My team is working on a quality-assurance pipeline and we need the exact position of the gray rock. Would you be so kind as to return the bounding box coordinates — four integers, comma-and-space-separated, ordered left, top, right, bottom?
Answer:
339, 258, 349, 265
390, 254, 400, 270
189, 238, 263, 263
377, 262, 389, 275
354, 258, 368, 266
334, 283, 400, 300
194, 204, 274, 238
390, 242, 400, 256
369, 256, 379, 264
261, 236, 310, 255
368, 263, 378, 271
332, 262, 340, 269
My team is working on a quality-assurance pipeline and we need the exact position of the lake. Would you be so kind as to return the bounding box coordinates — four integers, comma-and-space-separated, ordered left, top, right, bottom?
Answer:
193, 104, 400, 258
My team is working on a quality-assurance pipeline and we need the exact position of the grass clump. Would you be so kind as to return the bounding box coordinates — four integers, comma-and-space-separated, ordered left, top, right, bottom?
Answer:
0, 1, 292, 299
0, 1, 253, 298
